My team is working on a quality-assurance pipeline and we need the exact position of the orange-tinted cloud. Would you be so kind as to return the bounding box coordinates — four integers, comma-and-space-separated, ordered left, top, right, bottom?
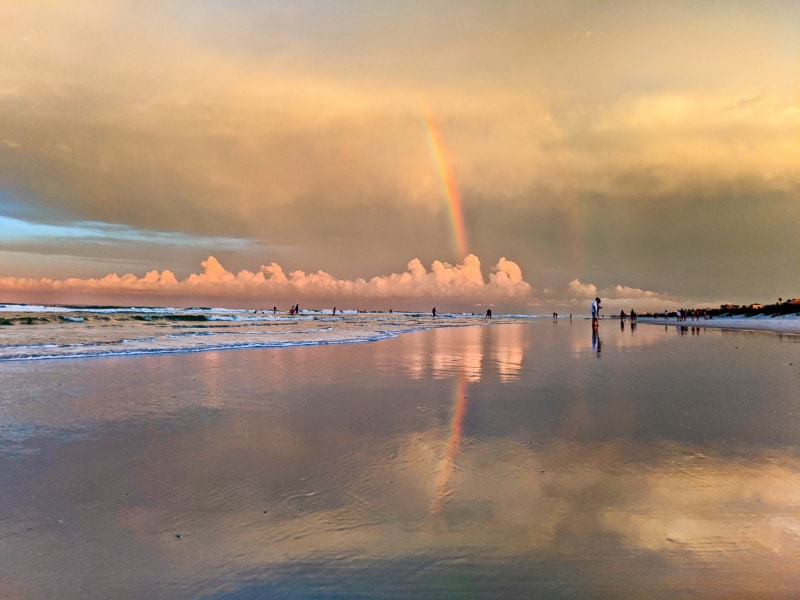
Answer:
1, 2, 797, 305
0, 254, 533, 309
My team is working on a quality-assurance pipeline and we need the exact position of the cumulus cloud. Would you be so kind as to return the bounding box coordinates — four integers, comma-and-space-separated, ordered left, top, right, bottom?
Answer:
544, 278, 679, 313
564, 278, 674, 304
1, 2, 797, 305
602, 284, 670, 302
0, 254, 533, 309
567, 278, 598, 299
2, 256, 693, 313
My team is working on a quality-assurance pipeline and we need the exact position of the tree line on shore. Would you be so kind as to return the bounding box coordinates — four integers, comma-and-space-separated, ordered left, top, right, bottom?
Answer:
640, 299, 800, 319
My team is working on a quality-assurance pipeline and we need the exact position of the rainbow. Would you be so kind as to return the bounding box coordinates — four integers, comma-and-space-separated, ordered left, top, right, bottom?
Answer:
426, 114, 469, 260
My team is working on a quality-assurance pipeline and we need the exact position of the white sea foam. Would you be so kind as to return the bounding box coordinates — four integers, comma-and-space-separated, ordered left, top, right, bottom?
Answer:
0, 305, 510, 362
2, 304, 796, 362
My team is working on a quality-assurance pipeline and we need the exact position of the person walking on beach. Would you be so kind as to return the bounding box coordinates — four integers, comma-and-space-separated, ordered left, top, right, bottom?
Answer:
432, 307, 437, 318
486, 309, 492, 319
592, 297, 601, 329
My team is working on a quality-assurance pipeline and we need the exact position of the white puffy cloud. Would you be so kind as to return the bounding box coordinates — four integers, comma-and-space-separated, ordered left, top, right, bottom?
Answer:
567, 279, 598, 299
0, 254, 533, 309
601, 284, 668, 302
541, 278, 680, 314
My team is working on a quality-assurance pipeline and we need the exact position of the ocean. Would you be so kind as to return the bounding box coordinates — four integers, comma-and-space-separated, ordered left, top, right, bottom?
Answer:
1, 309, 799, 598
0, 304, 514, 362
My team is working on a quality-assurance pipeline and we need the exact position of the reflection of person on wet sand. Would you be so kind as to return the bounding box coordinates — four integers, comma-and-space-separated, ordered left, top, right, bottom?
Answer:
591, 297, 601, 329
592, 328, 602, 355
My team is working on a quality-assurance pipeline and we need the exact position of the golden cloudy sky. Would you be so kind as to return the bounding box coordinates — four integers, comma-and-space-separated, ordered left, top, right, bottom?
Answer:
0, 1, 798, 311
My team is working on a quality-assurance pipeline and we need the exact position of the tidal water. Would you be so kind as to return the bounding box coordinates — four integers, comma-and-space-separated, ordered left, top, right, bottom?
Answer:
1, 320, 799, 599
0, 304, 492, 361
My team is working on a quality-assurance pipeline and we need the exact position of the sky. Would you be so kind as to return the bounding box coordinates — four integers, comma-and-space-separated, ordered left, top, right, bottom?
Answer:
0, 1, 798, 313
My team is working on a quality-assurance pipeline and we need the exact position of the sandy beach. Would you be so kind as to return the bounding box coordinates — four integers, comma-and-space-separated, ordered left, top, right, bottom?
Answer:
637, 314, 800, 335
2, 3, 797, 597
2, 321, 800, 599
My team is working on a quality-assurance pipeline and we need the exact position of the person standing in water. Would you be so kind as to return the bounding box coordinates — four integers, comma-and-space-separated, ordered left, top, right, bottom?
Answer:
591, 297, 601, 329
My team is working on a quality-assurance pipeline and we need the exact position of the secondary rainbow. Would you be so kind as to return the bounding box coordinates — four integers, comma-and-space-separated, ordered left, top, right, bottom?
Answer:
425, 114, 469, 260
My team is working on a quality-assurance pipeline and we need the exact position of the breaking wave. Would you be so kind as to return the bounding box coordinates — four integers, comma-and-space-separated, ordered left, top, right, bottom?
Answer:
0, 304, 535, 362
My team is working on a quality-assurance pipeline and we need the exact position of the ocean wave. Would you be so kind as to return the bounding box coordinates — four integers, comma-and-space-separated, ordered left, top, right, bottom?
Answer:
59, 316, 85, 323
0, 332, 403, 361
0, 304, 510, 362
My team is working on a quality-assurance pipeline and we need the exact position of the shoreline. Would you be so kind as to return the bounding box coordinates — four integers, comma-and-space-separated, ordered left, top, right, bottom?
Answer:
2, 318, 800, 598
636, 315, 800, 335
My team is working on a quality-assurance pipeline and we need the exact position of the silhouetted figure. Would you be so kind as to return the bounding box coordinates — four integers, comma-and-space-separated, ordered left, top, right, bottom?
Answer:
486, 309, 492, 319
432, 307, 437, 318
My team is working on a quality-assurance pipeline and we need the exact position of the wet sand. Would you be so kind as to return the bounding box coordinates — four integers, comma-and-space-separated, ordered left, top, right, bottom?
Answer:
638, 315, 800, 335
1, 322, 799, 599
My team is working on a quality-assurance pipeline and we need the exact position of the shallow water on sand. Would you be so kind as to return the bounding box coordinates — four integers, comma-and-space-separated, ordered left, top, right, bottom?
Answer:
1, 321, 799, 599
